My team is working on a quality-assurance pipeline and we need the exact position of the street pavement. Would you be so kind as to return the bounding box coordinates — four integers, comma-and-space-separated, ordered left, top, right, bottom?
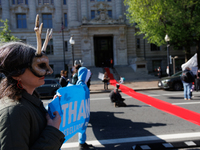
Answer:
58, 90, 200, 150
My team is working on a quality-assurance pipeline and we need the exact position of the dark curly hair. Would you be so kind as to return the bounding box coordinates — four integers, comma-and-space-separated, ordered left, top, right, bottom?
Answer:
0, 42, 36, 100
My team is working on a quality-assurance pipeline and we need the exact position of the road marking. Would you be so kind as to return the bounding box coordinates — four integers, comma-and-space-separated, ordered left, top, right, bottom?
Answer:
148, 95, 160, 96
61, 132, 200, 149
163, 93, 183, 96
173, 102, 200, 105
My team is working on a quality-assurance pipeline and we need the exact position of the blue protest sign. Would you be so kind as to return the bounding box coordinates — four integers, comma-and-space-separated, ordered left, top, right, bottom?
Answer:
48, 85, 90, 142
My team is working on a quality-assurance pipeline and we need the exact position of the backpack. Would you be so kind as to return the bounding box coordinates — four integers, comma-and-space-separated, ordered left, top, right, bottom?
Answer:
181, 70, 194, 83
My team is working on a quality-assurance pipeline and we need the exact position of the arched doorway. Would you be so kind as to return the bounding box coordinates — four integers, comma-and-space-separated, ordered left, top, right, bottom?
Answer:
94, 36, 113, 67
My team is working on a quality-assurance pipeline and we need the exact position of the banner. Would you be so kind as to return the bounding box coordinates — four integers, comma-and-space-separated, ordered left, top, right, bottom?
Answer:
48, 85, 90, 142
181, 53, 197, 72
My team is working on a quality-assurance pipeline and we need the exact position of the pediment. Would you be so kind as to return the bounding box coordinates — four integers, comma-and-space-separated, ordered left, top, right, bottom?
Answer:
37, 4, 55, 12
91, 2, 111, 10
10, 5, 29, 12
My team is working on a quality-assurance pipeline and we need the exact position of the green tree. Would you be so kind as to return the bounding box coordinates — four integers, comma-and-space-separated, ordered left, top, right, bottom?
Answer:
0, 19, 19, 42
124, 0, 200, 62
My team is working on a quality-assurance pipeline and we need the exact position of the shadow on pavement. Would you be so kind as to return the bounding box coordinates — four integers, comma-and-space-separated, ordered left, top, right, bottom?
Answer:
89, 111, 166, 150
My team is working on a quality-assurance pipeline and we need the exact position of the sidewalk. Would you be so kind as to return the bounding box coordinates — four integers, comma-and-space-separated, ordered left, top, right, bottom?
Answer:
89, 80, 160, 94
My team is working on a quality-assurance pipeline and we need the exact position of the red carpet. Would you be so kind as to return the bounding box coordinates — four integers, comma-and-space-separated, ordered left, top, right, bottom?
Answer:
104, 67, 200, 126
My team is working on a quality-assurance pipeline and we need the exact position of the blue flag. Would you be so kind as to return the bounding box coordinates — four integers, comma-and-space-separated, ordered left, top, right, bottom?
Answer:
48, 84, 90, 142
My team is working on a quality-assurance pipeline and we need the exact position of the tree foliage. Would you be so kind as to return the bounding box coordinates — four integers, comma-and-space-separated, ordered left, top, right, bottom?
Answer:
124, 0, 200, 60
0, 19, 19, 42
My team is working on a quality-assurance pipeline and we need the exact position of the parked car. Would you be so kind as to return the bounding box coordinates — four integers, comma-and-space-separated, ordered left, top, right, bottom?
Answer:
158, 71, 183, 91
36, 78, 61, 98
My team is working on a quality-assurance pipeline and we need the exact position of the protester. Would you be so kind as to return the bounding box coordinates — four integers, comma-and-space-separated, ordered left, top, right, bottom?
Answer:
157, 66, 162, 78
0, 42, 65, 149
64, 70, 68, 78
195, 68, 200, 92
0, 15, 65, 149
59, 70, 69, 87
109, 84, 126, 107
87, 72, 92, 90
166, 66, 169, 76
119, 76, 125, 84
103, 71, 110, 90
76, 67, 94, 150
72, 64, 82, 85
110, 58, 113, 68
181, 67, 195, 100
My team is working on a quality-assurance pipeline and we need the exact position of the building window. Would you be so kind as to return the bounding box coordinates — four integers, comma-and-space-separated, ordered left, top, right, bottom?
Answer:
90, 0, 95, 1
42, 14, 52, 28
17, 14, 27, 28
107, 10, 112, 18
64, 13, 67, 27
151, 43, 160, 51
137, 38, 140, 49
91, 10, 95, 19
43, 0, 53, 4
65, 41, 68, 51
12, 0, 28, 4
107, 0, 112, 1
0, 0, 1, 5
42, 39, 53, 55
63, 0, 66, 5
44, 0, 49, 4
97, 0, 105, 1
38, 0, 42, 4
17, 0, 23, 4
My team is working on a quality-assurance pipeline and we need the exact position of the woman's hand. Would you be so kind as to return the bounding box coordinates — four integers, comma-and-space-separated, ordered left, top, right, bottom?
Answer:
53, 94, 61, 100
46, 111, 61, 129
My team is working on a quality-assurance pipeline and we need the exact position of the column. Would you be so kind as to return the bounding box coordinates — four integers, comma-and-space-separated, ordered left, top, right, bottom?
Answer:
81, 0, 88, 20
115, 0, 122, 19
54, 0, 62, 30
2, 0, 10, 21
68, 0, 80, 27
28, 0, 36, 28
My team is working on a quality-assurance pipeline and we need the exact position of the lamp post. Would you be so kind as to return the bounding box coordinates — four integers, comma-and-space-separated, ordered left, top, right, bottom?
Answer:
171, 56, 178, 74
69, 35, 75, 66
165, 34, 170, 76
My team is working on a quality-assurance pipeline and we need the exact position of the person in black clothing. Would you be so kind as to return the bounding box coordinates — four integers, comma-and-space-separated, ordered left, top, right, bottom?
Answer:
59, 70, 69, 87
181, 67, 195, 100
157, 67, 162, 78
195, 69, 200, 92
72, 64, 82, 85
109, 84, 126, 107
87, 73, 92, 90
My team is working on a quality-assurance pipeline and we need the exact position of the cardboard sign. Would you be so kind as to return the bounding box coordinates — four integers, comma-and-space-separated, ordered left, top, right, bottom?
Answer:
98, 72, 104, 80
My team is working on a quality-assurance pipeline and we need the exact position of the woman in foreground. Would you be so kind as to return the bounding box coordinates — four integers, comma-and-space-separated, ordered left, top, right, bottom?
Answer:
0, 15, 65, 150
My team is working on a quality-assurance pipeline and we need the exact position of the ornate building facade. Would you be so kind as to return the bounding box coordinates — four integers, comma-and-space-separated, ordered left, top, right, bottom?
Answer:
0, 0, 195, 76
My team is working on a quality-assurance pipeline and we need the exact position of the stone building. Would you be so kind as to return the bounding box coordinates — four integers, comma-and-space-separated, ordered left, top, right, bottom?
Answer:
0, 0, 195, 76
